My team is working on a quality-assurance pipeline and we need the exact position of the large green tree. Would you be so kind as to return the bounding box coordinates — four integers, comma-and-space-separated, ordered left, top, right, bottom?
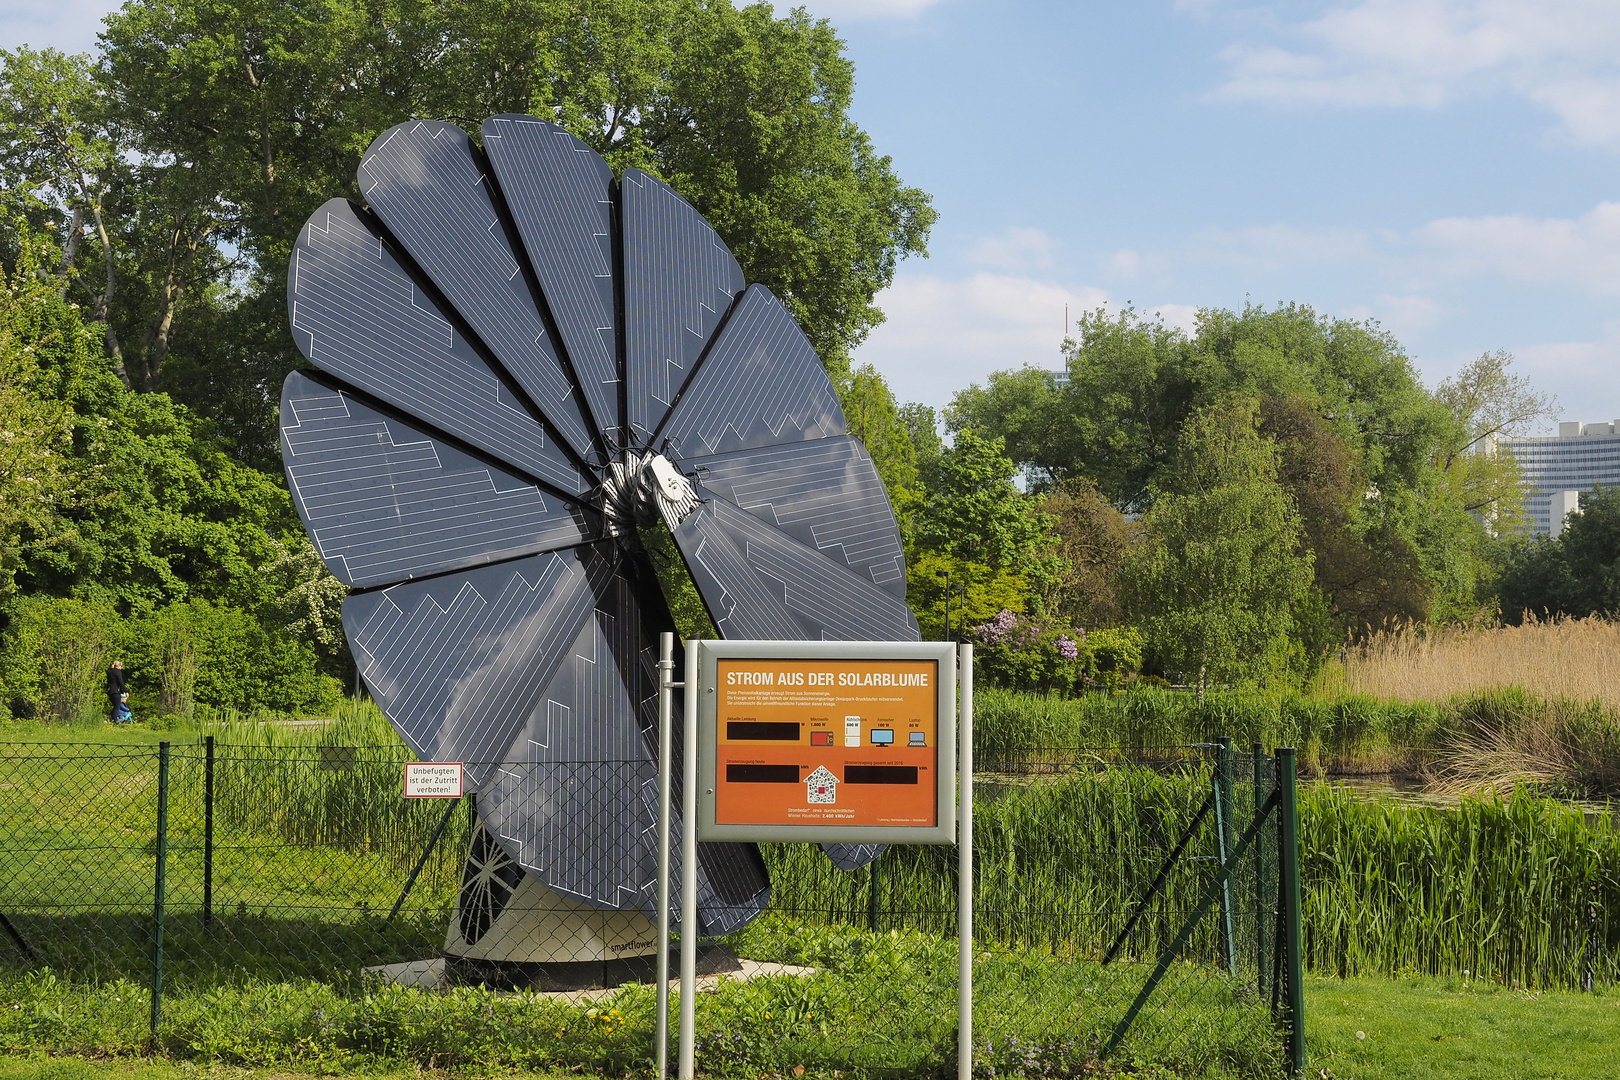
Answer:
1118, 397, 1313, 695
45, 0, 930, 463
951, 303, 1498, 630
906, 429, 1055, 640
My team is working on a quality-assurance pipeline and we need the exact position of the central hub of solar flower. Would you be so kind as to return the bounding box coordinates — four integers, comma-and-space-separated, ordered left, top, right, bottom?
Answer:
599, 451, 699, 535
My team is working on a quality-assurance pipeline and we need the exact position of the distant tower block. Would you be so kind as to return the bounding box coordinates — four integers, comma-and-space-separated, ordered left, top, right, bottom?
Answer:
1550, 490, 1582, 538
1500, 420, 1620, 534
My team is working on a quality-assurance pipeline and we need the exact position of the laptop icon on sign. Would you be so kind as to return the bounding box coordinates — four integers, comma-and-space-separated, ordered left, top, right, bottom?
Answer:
909, 732, 927, 747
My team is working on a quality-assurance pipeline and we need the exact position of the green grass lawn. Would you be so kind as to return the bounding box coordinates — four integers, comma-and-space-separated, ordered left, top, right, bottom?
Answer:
0, 1058, 580, 1080
1307, 974, 1620, 1080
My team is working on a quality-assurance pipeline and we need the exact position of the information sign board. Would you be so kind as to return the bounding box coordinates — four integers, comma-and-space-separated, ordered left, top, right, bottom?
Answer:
695, 640, 957, 843
403, 761, 464, 798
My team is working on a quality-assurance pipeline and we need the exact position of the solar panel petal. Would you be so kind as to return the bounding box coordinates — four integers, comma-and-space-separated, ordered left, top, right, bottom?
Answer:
358, 121, 602, 465
288, 198, 588, 494
482, 116, 622, 448
280, 372, 596, 589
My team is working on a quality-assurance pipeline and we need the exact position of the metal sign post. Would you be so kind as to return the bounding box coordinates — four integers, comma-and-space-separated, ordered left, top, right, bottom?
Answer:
662, 640, 973, 1080
655, 632, 676, 1079
957, 641, 973, 1080
679, 636, 700, 1080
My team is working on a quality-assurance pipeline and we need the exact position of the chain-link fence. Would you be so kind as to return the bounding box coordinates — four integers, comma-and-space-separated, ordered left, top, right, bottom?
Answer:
764, 741, 1301, 1076
0, 736, 1303, 1076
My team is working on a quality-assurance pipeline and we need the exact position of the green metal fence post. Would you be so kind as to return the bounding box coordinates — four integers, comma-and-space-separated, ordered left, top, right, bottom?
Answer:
1277, 747, 1305, 1074
150, 740, 171, 1043
1214, 736, 1237, 978
1252, 741, 1267, 999
203, 734, 214, 930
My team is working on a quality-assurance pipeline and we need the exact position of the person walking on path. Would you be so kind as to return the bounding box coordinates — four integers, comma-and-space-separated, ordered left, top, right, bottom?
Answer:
105, 660, 127, 722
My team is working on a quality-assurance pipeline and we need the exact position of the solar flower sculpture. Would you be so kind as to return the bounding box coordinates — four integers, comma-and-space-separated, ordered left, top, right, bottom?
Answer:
280, 117, 918, 977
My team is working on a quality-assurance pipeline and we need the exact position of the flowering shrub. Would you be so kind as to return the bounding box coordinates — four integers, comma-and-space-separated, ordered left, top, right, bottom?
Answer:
972, 610, 1091, 695
971, 612, 1144, 695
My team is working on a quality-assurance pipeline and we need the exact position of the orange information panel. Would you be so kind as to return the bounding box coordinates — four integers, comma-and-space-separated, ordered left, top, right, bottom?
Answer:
697, 642, 957, 844
716, 658, 938, 827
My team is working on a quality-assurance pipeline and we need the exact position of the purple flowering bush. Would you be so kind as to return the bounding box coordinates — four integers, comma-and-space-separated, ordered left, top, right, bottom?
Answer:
971, 610, 1094, 695
972, 613, 1144, 695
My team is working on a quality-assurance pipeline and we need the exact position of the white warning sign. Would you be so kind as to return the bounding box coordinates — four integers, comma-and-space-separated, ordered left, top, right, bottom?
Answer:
403, 762, 464, 798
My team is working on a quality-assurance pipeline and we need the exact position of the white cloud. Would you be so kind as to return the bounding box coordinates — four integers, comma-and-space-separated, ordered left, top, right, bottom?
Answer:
1207, 0, 1620, 146
1341, 294, 1447, 340
852, 271, 1109, 410
1415, 201, 1620, 294
1504, 322, 1620, 429
1189, 223, 1374, 272
1108, 249, 1143, 280
964, 226, 1059, 271
1148, 303, 1202, 336
0, 0, 119, 55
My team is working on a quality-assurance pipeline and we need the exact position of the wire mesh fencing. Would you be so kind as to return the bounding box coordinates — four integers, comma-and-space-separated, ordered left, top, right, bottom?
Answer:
763, 741, 1300, 1076
0, 735, 1303, 1077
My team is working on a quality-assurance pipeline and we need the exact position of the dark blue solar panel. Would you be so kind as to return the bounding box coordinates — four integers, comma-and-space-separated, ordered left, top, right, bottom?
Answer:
358, 121, 601, 464
344, 550, 604, 778
482, 116, 622, 448
288, 198, 588, 495
280, 372, 594, 589
477, 549, 769, 927
620, 168, 744, 446
823, 844, 885, 872
671, 494, 920, 642
656, 285, 846, 459
682, 436, 907, 599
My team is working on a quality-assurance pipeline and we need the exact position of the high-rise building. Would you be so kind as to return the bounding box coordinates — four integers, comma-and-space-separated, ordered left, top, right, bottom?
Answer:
1499, 421, 1620, 535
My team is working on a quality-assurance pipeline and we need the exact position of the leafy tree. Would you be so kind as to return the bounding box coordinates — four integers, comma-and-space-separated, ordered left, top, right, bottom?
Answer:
1119, 397, 1313, 696
0, 46, 242, 395
1433, 349, 1556, 531
840, 363, 920, 526
952, 303, 1498, 630
0, 228, 76, 603
80, 0, 933, 459
1036, 476, 1137, 630
0, 48, 129, 380
1257, 394, 1427, 635
899, 401, 944, 494
1497, 487, 1620, 621
906, 429, 1055, 639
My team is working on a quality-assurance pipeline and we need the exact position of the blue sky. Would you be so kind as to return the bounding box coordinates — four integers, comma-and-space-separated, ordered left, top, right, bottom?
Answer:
7, 1, 1619, 431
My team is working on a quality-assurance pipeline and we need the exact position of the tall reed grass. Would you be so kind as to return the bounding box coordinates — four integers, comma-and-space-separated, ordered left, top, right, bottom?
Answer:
1326, 614, 1620, 708
766, 767, 1620, 991
194, 700, 470, 870
1301, 783, 1619, 990
767, 757, 1274, 970
975, 685, 1438, 774
977, 683, 1620, 795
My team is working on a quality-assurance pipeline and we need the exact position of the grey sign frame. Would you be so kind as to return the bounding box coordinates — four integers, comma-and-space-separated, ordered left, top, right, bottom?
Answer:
693, 639, 959, 845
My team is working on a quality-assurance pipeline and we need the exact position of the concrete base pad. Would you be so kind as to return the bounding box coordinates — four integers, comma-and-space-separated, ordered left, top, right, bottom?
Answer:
364, 953, 813, 1002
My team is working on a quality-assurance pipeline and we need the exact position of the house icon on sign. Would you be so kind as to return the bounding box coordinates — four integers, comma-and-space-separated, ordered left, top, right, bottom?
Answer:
806, 765, 838, 805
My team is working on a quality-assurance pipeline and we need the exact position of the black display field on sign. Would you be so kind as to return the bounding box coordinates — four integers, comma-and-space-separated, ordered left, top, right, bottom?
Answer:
844, 765, 919, 785
726, 764, 801, 784
726, 721, 802, 741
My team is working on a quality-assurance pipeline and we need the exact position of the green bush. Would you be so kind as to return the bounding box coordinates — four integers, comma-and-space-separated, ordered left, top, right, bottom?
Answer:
0, 597, 118, 723
1, 596, 341, 722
